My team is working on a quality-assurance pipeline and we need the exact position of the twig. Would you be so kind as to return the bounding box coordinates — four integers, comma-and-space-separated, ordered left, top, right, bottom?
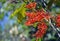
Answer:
44, 18, 60, 37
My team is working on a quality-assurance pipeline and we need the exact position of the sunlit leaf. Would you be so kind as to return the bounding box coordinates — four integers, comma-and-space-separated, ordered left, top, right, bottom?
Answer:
10, 3, 26, 23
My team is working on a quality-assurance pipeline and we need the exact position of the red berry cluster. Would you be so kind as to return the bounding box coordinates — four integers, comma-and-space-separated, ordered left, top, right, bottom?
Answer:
35, 22, 47, 38
26, 2, 37, 9
56, 15, 60, 27
25, 2, 50, 39
25, 10, 50, 26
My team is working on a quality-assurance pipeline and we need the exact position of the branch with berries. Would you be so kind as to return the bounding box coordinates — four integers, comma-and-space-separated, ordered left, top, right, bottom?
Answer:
25, 2, 60, 41
10, 0, 60, 41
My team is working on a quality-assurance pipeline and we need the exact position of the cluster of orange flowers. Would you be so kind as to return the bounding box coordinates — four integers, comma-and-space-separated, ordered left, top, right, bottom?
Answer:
25, 2, 60, 40
25, 2, 50, 38
35, 22, 47, 38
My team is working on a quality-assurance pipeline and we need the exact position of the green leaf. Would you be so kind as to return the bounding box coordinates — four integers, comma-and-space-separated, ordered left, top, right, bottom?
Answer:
10, 3, 26, 17
4, 4, 14, 11
47, 0, 60, 9
0, 0, 6, 3
55, 0, 60, 7
33, 22, 38, 27
38, 38, 41, 41
0, 13, 4, 20
10, 3, 26, 23
19, 4, 26, 17
17, 14, 23, 23
47, 0, 54, 9
31, 38, 35, 41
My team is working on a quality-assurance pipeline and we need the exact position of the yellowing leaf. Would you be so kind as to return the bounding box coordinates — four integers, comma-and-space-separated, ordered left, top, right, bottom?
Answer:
10, 3, 26, 23
17, 19, 21, 23
20, 8, 26, 17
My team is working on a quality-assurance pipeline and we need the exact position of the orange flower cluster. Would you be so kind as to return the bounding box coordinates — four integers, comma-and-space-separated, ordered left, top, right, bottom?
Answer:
26, 2, 37, 9
25, 10, 50, 26
35, 22, 47, 38
25, 2, 50, 39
